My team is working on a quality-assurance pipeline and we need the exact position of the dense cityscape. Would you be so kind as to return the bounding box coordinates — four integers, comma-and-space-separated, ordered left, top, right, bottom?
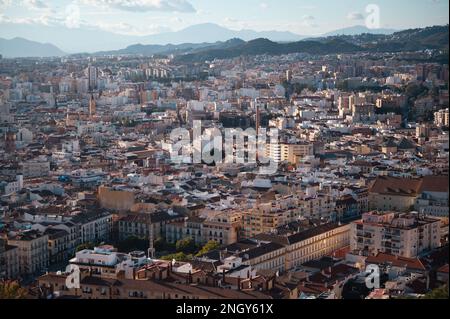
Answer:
0, 1, 449, 302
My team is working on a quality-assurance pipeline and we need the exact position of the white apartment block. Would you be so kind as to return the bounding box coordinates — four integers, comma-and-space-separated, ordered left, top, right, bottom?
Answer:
434, 108, 449, 127
350, 211, 441, 258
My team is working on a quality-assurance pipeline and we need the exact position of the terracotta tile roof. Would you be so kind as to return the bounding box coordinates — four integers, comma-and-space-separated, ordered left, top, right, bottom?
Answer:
366, 253, 426, 271
369, 176, 422, 196
419, 176, 449, 193
437, 264, 449, 274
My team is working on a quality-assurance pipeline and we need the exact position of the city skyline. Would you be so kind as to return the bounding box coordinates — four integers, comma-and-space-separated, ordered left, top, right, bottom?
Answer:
0, 0, 448, 44
0, 0, 449, 304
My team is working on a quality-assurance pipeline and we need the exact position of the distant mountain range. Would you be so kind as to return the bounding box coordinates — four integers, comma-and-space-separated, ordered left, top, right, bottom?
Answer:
0, 22, 305, 53
0, 25, 447, 59
0, 22, 398, 54
141, 23, 305, 45
322, 25, 397, 36
94, 38, 247, 57
173, 38, 362, 63
99, 25, 449, 63
0, 37, 66, 58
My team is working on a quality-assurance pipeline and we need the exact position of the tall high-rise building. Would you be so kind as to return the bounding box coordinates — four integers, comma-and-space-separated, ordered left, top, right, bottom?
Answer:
89, 94, 96, 118
255, 100, 260, 136
140, 89, 147, 106
286, 70, 293, 82
88, 65, 98, 91
5, 130, 16, 153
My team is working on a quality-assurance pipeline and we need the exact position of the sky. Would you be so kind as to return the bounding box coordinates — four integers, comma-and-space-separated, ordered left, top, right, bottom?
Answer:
0, 0, 448, 37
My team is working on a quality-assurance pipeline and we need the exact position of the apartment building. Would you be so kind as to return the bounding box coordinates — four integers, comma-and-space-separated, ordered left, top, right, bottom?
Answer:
298, 194, 335, 220
45, 228, 73, 265
72, 212, 113, 244
0, 238, 19, 279
239, 242, 286, 273
202, 210, 242, 246
434, 108, 449, 127
7, 230, 49, 276
369, 176, 422, 212
37, 272, 269, 300
350, 211, 441, 258
98, 186, 135, 212
281, 143, 314, 164
255, 222, 351, 270
242, 205, 288, 239
369, 176, 449, 216
165, 216, 206, 245
415, 175, 449, 217
20, 159, 50, 178
69, 246, 149, 279
0, 238, 6, 278
265, 143, 314, 164
119, 211, 183, 241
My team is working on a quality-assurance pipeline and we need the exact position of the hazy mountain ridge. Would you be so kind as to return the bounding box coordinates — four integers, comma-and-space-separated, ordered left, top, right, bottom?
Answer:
322, 25, 397, 36
0, 37, 66, 58
0, 22, 395, 54
0, 22, 305, 53
174, 25, 449, 63
94, 39, 247, 56
140, 23, 305, 45
0, 24, 447, 59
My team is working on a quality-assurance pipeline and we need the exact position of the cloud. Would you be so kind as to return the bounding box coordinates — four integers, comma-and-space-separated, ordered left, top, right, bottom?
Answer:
0, 0, 11, 9
298, 5, 316, 10
302, 15, 314, 21
91, 21, 172, 35
22, 0, 49, 10
223, 17, 238, 23
65, 3, 81, 28
347, 12, 364, 20
260, 2, 268, 10
300, 14, 318, 28
0, 13, 54, 26
79, 0, 196, 13
171, 16, 182, 23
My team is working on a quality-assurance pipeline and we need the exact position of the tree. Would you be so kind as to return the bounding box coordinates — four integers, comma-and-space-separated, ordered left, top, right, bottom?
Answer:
160, 252, 192, 262
116, 236, 149, 253
154, 238, 176, 253
175, 237, 197, 254
405, 83, 428, 99
0, 281, 27, 299
195, 240, 220, 257
422, 285, 449, 299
